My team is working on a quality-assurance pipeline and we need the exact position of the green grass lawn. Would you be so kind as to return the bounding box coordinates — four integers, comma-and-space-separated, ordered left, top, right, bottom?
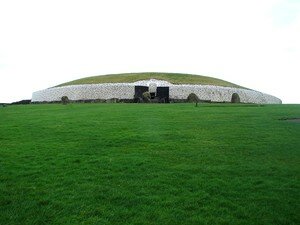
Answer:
57, 72, 245, 89
0, 103, 299, 225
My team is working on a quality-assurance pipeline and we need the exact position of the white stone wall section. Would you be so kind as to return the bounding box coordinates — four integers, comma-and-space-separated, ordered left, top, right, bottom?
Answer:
32, 79, 281, 104
32, 84, 135, 102
169, 85, 281, 104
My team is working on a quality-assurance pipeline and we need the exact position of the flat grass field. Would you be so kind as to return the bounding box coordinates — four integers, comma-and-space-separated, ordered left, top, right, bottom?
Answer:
0, 103, 299, 225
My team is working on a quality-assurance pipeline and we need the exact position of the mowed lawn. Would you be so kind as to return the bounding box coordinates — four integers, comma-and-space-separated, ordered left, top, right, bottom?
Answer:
0, 103, 299, 225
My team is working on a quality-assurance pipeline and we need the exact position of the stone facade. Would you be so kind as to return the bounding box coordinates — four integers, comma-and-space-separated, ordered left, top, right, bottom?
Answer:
32, 84, 134, 102
32, 79, 281, 104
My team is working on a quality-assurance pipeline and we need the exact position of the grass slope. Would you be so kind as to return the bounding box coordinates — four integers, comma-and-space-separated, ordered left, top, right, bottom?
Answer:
57, 72, 245, 89
0, 104, 299, 225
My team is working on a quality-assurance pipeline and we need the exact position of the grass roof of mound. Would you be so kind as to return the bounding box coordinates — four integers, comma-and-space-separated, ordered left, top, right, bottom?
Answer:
56, 72, 245, 89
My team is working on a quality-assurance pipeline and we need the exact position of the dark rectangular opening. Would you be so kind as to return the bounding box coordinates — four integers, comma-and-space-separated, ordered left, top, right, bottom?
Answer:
156, 87, 169, 103
134, 86, 149, 99
150, 92, 155, 99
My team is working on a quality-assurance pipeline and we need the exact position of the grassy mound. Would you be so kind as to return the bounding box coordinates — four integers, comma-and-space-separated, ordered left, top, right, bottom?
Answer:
0, 104, 299, 224
57, 72, 245, 88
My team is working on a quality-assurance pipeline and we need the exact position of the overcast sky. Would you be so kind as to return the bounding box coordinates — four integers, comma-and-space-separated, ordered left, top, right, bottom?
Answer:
0, 0, 299, 103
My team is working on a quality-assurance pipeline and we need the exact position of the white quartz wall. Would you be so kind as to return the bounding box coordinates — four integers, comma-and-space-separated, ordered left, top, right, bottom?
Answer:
32, 84, 135, 102
169, 85, 281, 104
32, 80, 281, 104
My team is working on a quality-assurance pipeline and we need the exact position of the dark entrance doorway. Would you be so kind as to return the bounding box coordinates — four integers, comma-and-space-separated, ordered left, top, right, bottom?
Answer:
135, 86, 148, 98
231, 93, 240, 103
156, 87, 169, 103
150, 92, 156, 99
134, 86, 148, 102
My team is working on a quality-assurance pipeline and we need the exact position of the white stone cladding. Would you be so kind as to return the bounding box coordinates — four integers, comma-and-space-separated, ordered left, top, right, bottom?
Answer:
32, 84, 135, 102
169, 85, 281, 104
32, 79, 282, 104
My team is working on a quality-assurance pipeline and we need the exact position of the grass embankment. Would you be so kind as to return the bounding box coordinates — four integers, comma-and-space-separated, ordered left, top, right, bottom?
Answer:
57, 72, 245, 89
0, 104, 299, 224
